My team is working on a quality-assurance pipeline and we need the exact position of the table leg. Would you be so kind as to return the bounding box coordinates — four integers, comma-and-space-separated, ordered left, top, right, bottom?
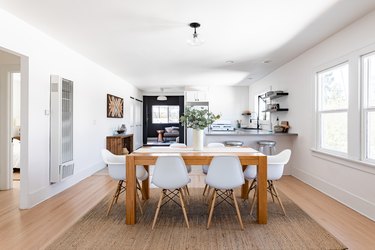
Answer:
142, 165, 150, 200
257, 155, 268, 224
126, 155, 136, 225
241, 165, 249, 199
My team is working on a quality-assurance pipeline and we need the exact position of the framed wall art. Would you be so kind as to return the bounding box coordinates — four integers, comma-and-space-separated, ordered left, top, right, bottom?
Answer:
107, 94, 124, 118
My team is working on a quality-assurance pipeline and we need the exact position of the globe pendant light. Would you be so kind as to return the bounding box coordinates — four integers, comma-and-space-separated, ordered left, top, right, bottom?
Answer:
187, 22, 204, 46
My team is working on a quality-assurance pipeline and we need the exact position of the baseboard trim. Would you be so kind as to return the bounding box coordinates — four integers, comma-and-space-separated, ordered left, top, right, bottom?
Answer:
27, 162, 105, 208
293, 168, 375, 221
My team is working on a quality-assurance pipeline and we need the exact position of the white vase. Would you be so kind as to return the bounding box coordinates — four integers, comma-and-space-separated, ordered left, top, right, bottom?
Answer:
192, 129, 204, 151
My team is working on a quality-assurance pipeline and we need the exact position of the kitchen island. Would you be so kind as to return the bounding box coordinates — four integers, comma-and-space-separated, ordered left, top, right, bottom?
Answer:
205, 128, 298, 174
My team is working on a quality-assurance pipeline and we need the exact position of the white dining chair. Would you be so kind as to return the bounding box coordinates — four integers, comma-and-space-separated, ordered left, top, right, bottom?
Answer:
169, 143, 192, 173
101, 149, 148, 216
244, 149, 291, 216
151, 155, 191, 229
202, 142, 225, 196
205, 156, 245, 230
169, 143, 192, 196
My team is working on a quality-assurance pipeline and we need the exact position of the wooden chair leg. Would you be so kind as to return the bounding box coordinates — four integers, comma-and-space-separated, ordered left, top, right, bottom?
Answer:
136, 189, 143, 215
107, 181, 122, 216
152, 190, 165, 229
178, 188, 190, 228
203, 184, 208, 196
206, 187, 212, 201
245, 179, 256, 201
180, 187, 189, 205
268, 180, 276, 203
249, 186, 257, 216
180, 187, 189, 206
207, 190, 217, 229
185, 185, 190, 196
232, 191, 244, 230
136, 180, 146, 199
271, 181, 286, 215
114, 180, 123, 204
207, 189, 216, 212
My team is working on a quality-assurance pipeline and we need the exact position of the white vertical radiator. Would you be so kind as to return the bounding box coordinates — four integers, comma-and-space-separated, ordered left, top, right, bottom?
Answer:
50, 75, 74, 183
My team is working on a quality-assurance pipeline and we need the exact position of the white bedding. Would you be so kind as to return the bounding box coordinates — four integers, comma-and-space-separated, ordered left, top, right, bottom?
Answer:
12, 139, 20, 169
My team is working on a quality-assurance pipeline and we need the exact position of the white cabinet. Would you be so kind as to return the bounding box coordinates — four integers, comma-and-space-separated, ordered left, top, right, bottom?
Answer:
185, 91, 208, 102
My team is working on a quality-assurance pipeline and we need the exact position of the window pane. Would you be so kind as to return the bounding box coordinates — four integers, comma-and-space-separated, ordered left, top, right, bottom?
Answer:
318, 64, 349, 111
367, 111, 375, 160
321, 112, 347, 153
159, 106, 168, 123
168, 106, 180, 123
363, 53, 375, 107
152, 106, 160, 123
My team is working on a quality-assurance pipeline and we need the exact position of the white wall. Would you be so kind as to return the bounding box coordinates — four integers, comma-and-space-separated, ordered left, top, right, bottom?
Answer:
249, 10, 375, 221
209, 86, 249, 126
0, 9, 142, 208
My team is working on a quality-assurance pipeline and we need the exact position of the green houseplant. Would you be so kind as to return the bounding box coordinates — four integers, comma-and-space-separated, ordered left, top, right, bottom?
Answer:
180, 107, 220, 150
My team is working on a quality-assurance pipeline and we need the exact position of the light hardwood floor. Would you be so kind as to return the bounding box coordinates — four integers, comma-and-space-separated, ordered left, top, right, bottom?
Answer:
0, 167, 374, 250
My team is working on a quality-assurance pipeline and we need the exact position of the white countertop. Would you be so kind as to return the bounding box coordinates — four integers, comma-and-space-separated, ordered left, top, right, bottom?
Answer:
206, 129, 298, 136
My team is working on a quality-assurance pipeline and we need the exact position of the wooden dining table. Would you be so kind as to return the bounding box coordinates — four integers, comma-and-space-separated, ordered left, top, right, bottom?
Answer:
125, 146, 268, 225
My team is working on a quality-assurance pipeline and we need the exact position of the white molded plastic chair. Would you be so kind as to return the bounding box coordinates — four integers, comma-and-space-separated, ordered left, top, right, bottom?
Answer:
202, 142, 225, 196
169, 143, 192, 197
244, 149, 291, 216
169, 143, 192, 173
151, 155, 191, 229
101, 149, 148, 216
205, 156, 245, 230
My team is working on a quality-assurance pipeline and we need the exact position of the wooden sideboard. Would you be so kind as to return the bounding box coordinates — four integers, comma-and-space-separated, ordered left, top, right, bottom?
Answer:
106, 134, 134, 155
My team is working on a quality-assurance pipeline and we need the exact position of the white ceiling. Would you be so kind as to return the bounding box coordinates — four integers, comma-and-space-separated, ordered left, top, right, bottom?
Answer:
1, 0, 375, 92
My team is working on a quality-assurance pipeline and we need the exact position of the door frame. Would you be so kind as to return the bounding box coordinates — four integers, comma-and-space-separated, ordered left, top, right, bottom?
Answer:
0, 46, 30, 208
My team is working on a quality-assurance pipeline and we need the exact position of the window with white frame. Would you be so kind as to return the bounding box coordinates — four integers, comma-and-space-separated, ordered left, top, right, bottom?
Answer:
362, 52, 375, 161
317, 63, 349, 154
152, 105, 180, 124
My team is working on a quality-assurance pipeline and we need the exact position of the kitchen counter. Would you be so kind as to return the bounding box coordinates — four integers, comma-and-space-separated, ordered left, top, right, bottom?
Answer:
204, 128, 297, 175
206, 129, 298, 136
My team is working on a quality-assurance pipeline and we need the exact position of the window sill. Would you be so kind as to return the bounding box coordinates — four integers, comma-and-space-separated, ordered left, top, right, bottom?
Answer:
310, 148, 375, 175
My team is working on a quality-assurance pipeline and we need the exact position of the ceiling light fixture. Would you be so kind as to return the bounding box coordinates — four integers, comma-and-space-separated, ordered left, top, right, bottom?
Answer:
157, 88, 167, 101
187, 22, 204, 46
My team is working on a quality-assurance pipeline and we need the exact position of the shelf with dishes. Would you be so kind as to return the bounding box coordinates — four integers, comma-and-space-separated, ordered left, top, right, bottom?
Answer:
258, 91, 289, 113
262, 108, 289, 112
259, 91, 288, 100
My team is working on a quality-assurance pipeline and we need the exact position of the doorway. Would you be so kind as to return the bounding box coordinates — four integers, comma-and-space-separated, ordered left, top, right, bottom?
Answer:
143, 96, 185, 146
11, 72, 21, 182
0, 49, 21, 190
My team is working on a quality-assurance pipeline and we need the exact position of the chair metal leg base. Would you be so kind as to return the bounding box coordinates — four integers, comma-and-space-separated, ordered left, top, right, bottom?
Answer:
107, 180, 125, 216
207, 189, 244, 230
107, 180, 144, 217
248, 180, 286, 216
152, 188, 190, 229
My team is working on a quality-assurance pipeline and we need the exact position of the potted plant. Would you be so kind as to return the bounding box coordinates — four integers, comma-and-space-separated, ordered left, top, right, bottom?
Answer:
180, 107, 220, 150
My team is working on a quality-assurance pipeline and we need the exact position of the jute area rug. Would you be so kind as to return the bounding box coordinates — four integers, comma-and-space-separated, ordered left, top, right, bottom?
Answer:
48, 188, 347, 250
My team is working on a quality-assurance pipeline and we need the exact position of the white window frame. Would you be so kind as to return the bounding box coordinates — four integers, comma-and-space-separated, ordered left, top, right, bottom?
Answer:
315, 62, 349, 157
152, 105, 180, 124
361, 51, 375, 164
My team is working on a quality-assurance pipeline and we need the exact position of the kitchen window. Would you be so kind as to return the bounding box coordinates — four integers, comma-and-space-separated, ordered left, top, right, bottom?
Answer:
362, 52, 375, 161
152, 105, 180, 124
316, 63, 349, 154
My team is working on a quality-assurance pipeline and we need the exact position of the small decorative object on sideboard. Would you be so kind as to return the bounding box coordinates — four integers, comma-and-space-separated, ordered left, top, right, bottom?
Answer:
116, 124, 127, 134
